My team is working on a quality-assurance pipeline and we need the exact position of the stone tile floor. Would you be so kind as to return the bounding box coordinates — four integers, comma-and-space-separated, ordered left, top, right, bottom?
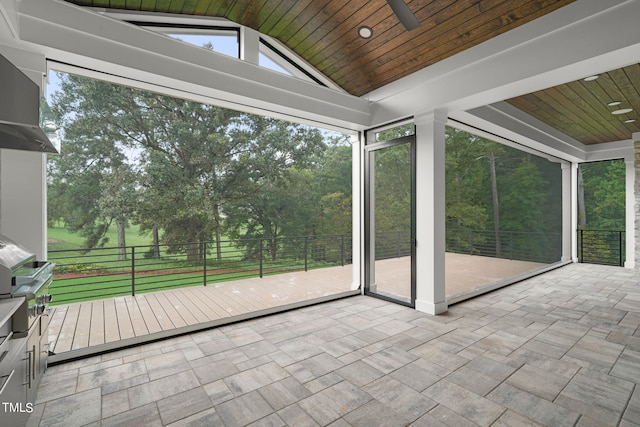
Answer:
27, 263, 640, 426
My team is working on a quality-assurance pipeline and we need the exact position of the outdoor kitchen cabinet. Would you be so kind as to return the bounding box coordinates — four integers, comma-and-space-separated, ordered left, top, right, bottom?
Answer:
0, 298, 30, 426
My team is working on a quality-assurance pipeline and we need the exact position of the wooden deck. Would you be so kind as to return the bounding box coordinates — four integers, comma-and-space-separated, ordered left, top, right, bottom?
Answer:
47, 265, 356, 362
46, 254, 548, 362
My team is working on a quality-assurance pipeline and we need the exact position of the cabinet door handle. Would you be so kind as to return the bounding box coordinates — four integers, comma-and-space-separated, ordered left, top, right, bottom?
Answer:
31, 345, 36, 381
23, 349, 33, 388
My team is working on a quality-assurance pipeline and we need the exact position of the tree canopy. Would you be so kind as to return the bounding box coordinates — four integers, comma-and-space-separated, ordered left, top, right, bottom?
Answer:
48, 72, 352, 259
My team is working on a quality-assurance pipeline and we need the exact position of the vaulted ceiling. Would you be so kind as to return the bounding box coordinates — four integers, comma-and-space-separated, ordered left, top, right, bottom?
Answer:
62, 0, 640, 145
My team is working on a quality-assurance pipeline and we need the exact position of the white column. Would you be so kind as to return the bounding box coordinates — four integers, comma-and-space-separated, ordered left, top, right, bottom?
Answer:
571, 162, 579, 262
625, 150, 635, 269
561, 162, 572, 262
632, 133, 640, 269
351, 133, 362, 291
414, 110, 447, 315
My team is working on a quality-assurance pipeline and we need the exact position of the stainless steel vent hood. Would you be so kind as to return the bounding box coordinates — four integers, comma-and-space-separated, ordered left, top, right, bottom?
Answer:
0, 53, 58, 154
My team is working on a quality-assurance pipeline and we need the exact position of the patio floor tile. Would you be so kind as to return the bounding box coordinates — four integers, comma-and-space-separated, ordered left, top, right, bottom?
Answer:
30, 263, 640, 427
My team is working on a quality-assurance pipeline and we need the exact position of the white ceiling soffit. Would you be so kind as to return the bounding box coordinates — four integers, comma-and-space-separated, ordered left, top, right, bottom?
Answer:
369, 0, 640, 127
17, 0, 370, 133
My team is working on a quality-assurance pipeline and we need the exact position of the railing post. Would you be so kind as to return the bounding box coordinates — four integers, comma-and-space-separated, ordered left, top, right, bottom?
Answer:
203, 241, 207, 287
304, 237, 308, 272
510, 231, 514, 260
341, 234, 345, 266
579, 229, 583, 263
619, 230, 623, 267
259, 238, 263, 278
131, 246, 135, 296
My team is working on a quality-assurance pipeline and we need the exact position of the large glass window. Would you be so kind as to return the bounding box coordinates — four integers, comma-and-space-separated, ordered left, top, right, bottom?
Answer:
167, 31, 240, 58
45, 69, 354, 356
577, 159, 625, 265
445, 126, 562, 298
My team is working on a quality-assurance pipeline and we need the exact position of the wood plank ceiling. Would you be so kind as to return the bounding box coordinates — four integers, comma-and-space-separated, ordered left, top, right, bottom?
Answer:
62, 0, 640, 145
64, 0, 574, 97
506, 64, 640, 145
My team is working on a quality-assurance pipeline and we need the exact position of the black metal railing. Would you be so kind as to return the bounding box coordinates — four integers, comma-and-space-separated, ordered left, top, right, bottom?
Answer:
577, 229, 625, 267
375, 230, 412, 260
446, 229, 562, 264
48, 233, 353, 305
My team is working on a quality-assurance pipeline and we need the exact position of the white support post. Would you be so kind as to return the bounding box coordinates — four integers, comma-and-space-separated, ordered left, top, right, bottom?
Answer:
571, 162, 579, 263
625, 150, 635, 269
561, 162, 572, 262
414, 110, 447, 315
351, 133, 362, 291
632, 133, 640, 269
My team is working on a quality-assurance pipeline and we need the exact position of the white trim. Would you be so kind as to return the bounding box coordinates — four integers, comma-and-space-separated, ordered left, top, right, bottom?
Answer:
571, 163, 579, 263
240, 26, 259, 65
415, 300, 448, 316
352, 133, 363, 292
19, 0, 370, 132
625, 154, 635, 268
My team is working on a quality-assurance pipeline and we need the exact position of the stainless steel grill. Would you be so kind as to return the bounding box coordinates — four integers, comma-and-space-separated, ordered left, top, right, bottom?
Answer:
0, 233, 53, 416
0, 234, 54, 333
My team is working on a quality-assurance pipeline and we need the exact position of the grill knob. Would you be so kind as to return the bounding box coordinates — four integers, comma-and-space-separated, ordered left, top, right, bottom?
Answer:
35, 304, 46, 316
37, 294, 53, 304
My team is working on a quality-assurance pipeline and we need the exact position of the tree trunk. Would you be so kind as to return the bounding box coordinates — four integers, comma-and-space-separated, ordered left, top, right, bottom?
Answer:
152, 225, 160, 259
577, 166, 587, 228
186, 219, 199, 262
213, 204, 222, 261
117, 219, 127, 260
215, 229, 222, 262
489, 152, 501, 257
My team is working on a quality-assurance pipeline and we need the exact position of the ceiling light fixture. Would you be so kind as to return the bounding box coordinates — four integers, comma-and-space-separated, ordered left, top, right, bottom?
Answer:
612, 108, 633, 115
608, 101, 622, 106
583, 75, 599, 81
358, 26, 373, 39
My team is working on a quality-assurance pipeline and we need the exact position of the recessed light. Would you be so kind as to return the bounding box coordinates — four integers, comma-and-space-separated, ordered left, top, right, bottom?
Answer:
612, 108, 633, 115
625, 119, 636, 123
583, 75, 599, 81
608, 101, 622, 106
358, 26, 373, 39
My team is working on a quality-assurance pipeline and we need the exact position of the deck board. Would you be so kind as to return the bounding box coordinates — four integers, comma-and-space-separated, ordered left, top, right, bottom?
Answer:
134, 295, 163, 334
53, 304, 80, 353
142, 293, 175, 331
103, 298, 120, 343
173, 290, 209, 324
89, 300, 105, 347
181, 287, 222, 321
154, 292, 188, 328
114, 297, 135, 340
71, 302, 92, 350
125, 297, 149, 337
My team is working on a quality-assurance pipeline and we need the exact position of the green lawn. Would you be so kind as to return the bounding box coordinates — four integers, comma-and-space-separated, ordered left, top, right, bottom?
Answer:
48, 223, 153, 251
47, 225, 347, 305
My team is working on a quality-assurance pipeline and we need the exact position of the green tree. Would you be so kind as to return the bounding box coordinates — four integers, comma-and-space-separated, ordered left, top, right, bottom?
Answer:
46, 132, 132, 253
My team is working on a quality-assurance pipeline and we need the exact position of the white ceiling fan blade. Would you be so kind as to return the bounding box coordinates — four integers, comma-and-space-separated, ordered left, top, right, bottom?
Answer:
386, 0, 419, 31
